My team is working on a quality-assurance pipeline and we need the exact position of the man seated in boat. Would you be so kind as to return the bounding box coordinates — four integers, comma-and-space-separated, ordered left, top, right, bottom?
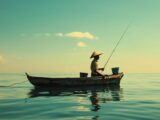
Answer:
90, 51, 105, 77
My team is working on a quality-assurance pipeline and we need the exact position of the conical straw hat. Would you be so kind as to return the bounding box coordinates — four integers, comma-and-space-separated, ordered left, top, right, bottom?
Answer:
90, 51, 103, 58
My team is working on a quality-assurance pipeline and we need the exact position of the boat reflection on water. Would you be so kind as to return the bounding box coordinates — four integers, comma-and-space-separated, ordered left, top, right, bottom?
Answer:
89, 85, 123, 111
28, 85, 123, 111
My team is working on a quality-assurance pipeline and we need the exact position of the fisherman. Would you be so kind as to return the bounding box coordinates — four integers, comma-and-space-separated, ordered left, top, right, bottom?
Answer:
90, 51, 105, 77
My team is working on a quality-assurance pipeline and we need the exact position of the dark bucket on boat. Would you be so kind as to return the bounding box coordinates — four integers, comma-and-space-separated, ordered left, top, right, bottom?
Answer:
80, 72, 88, 78
112, 67, 119, 74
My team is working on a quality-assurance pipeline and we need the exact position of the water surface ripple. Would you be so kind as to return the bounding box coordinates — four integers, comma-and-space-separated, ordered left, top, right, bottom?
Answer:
0, 73, 160, 120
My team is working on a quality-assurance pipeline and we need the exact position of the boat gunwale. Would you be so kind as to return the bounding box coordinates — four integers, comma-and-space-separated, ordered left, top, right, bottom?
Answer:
26, 72, 124, 80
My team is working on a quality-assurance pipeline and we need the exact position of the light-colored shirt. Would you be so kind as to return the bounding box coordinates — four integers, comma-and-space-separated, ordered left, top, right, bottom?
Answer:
90, 59, 99, 74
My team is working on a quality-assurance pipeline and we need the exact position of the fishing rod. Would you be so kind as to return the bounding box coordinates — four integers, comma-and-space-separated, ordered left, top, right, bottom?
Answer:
103, 22, 131, 70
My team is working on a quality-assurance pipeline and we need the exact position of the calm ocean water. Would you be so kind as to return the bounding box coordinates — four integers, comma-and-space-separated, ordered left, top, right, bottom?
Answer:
0, 73, 159, 120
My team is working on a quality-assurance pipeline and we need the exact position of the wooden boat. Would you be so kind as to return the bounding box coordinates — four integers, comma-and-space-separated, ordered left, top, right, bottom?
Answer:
26, 72, 124, 87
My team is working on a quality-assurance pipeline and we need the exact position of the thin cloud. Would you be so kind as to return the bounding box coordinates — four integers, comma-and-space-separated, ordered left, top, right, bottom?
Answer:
34, 33, 51, 37
66, 32, 97, 40
56, 32, 98, 40
44, 33, 51, 37
55, 33, 64, 37
77, 42, 87, 47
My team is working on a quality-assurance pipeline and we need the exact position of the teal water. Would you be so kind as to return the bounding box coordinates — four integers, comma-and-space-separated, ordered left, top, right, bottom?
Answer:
0, 73, 159, 120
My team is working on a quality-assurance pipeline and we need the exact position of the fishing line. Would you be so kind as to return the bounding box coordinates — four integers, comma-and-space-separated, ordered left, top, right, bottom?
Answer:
0, 80, 27, 88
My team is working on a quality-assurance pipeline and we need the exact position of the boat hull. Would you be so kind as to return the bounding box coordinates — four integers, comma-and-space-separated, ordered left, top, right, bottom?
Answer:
26, 72, 124, 87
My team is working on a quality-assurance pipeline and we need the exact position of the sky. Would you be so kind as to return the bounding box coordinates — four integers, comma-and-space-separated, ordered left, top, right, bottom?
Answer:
0, 0, 160, 73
